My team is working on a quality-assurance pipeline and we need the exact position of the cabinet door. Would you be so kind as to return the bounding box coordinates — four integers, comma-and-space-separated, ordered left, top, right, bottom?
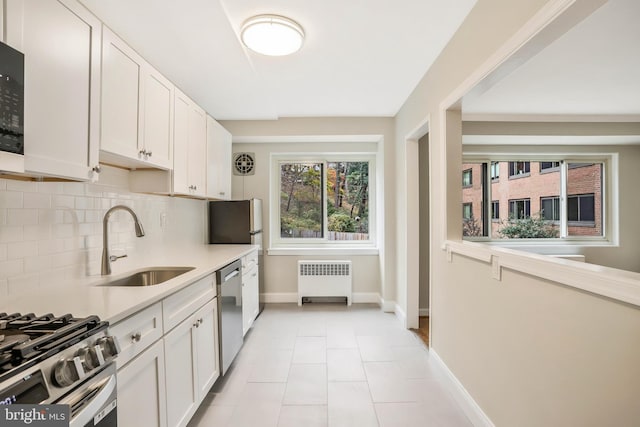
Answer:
164, 314, 198, 427
5, 0, 101, 180
194, 299, 220, 398
173, 89, 190, 194
188, 104, 207, 197
101, 25, 141, 160
140, 65, 173, 169
242, 265, 259, 336
117, 339, 167, 427
206, 116, 232, 200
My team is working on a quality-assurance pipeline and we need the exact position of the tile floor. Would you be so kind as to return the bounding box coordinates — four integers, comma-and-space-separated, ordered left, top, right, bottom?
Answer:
187, 303, 472, 427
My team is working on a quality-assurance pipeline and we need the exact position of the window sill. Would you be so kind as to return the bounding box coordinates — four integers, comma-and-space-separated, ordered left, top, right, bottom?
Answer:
267, 247, 379, 256
508, 173, 530, 180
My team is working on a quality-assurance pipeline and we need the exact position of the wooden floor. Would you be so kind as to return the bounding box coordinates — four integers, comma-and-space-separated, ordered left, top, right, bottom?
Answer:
411, 316, 429, 347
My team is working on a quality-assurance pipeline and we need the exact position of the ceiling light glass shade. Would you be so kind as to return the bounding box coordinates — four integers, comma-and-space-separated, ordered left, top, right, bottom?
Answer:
241, 15, 304, 56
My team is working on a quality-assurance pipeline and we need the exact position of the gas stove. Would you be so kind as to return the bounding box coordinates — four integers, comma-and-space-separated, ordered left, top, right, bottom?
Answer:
0, 312, 120, 426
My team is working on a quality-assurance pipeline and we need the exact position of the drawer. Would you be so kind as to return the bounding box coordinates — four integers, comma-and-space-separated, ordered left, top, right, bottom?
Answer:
242, 250, 259, 271
111, 302, 163, 368
163, 274, 216, 332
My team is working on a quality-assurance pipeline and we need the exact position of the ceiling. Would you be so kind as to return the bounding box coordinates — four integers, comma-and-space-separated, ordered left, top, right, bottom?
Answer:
462, 0, 640, 118
79, 0, 476, 120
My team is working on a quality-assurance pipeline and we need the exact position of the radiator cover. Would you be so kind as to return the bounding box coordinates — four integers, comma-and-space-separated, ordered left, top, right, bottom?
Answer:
298, 260, 352, 306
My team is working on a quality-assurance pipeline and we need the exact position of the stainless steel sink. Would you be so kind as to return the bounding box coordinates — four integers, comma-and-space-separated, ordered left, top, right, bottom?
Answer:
101, 267, 195, 287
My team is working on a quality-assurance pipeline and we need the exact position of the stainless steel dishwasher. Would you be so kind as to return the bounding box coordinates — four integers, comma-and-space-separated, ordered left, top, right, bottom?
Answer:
216, 259, 243, 375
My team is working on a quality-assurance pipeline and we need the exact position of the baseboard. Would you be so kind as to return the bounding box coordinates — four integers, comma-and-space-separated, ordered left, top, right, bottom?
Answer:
352, 292, 381, 304
419, 308, 430, 316
394, 303, 406, 326
262, 292, 382, 305
262, 293, 297, 303
380, 297, 396, 312
431, 350, 495, 427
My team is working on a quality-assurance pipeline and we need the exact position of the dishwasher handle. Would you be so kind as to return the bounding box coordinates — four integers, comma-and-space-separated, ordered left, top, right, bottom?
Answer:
223, 270, 240, 282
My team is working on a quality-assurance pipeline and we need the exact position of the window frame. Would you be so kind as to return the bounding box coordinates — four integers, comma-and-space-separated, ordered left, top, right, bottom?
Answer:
462, 168, 473, 188
508, 161, 530, 178
508, 198, 531, 220
270, 152, 377, 251
460, 154, 616, 246
540, 196, 561, 222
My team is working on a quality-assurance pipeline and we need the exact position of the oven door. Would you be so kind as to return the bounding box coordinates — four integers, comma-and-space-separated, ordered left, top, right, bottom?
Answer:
57, 363, 117, 427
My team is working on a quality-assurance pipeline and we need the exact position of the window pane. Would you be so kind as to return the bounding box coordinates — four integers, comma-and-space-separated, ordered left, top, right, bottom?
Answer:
494, 160, 560, 239
541, 197, 560, 221
280, 162, 323, 238
462, 163, 485, 237
462, 169, 472, 187
567, 163, 602, 236
490, 162, 500, 180
491, 201, 499, 220
327, 161, 369, 241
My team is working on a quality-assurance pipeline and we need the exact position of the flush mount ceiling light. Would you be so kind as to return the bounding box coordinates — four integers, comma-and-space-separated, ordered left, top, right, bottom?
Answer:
241, 14, 304, 56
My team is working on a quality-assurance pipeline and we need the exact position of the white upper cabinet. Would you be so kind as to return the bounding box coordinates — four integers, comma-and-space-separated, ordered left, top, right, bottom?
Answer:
206, 116, 232, 200
100, 26, 173, 170
4, 0, 101, 180
101, 26, 141, 161
173, 88, 206, 197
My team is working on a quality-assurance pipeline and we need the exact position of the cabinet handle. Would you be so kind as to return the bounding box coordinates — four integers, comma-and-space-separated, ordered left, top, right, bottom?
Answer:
252, 273, 257, 278
131, 332, 141, 342
219, 192, 225, 196
92, 165, 101, 173
146, 151, 152, 157
139, 149, 146, 156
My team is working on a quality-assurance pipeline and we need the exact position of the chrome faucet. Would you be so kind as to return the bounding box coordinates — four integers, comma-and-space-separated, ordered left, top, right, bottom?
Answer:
101, 205, 145, 275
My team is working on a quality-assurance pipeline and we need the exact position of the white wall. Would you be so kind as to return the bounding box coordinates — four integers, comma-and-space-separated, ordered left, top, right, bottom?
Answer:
0, 166, 206, 296
220, 118, 394, 304
394, 0, 640, 425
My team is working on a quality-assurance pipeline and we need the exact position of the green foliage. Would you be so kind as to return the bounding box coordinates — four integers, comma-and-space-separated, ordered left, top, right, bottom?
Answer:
462, 215, 483, 237
328, 213, 356, 232
498, 213, 559, 239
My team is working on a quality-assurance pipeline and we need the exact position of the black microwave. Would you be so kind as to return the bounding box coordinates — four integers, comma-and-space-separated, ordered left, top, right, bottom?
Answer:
0, 40, 24, 156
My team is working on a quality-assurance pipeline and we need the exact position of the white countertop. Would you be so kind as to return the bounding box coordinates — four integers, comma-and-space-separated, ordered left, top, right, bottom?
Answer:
0, 244, 258, 324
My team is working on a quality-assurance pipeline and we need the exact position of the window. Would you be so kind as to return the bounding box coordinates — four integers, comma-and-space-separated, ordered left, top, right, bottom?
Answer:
462, 169, 472, 187
461, 157, 607, 241
509, 161, 530, 177
540, 196, 560, 221
280, 162, 324, 238
509, 199, 530, 219
274, 155, 375, 248
490, 162, 500, 180
491, 201, 499, 220
568, 194, 595, 223
462, 203, 472, 220
540, 162, 561, 172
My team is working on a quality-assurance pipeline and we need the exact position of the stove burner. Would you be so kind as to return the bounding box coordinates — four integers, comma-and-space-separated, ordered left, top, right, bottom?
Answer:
0, 312, 109, 382
0, 332, 30, 353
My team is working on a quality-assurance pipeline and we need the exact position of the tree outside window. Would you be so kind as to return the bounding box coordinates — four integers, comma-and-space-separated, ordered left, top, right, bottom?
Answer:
279, 160, 370, 242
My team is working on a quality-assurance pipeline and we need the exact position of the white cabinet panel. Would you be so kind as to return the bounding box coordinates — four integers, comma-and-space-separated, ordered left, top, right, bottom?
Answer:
117, 339, 167, 427
164, 314, 198, 427
101, 26, 141, 160
100, 26, 173, 170
110, 302, 163, 368
206, 116, 232, 200
141, 69, 173, 169
195, 300, 220, 398
187, 102, 207, 196
5, 0, 101, 180
242, 263, 259, 336
165, 298, 219, 427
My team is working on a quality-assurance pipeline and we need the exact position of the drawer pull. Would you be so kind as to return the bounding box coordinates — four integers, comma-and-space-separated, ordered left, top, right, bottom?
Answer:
131, 332, 142, 343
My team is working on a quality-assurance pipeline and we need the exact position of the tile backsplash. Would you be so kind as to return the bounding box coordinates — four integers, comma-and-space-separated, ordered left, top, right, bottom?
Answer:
0, 166, 207, 297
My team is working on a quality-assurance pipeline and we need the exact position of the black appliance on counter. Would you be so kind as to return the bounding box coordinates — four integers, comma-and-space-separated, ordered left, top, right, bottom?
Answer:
0, 41, 25, 173
0, 313, 120, 426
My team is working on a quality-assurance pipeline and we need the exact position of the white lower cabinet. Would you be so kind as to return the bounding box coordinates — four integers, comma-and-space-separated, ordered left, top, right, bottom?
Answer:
165, 299, 219, 427
113, 273, 220, 427
117, 339, 167, 427
242, 262, 259, 336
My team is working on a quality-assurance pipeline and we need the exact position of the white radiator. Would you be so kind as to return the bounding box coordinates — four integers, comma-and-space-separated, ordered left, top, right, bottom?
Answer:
297, 260, 352, 306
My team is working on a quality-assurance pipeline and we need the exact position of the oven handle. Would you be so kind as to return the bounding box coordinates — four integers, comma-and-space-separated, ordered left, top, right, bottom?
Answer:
60, 368, 117, 427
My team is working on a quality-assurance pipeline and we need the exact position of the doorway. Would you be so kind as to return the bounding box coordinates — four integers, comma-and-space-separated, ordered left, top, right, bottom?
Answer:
416, 133, 430, 346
